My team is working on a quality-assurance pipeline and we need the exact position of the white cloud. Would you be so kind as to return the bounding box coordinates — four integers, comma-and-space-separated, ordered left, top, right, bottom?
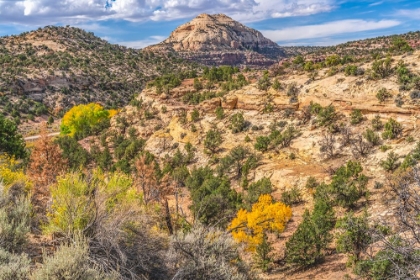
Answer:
0, 0, 335, 25
261, 19, 401, 42
368, 1, 383, 7
270, 2, 333, 18
396, 8, 420, 19
116, 35, 165, 48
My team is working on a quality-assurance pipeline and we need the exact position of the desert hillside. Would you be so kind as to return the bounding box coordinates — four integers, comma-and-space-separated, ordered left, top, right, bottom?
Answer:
102, 48, 420, 278
1, 23, 420, 279
0, 26, 196, 124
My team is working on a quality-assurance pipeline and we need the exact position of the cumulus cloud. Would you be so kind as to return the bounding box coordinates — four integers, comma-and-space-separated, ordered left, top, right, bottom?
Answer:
0, 0, 335, 25
261, 19, 401, 42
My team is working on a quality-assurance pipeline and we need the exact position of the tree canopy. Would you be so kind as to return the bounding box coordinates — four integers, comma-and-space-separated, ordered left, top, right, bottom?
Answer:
0, 114, 26, 159
229, 194, 292, 251
60, 103, 117, 139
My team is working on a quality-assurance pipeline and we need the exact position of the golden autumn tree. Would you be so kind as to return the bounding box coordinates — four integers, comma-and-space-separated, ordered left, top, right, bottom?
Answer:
60, 103, 117, 139
228, 194, 292, 251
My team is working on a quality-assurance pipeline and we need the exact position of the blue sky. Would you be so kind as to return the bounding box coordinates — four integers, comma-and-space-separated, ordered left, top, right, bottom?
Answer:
0, 0, 419, 47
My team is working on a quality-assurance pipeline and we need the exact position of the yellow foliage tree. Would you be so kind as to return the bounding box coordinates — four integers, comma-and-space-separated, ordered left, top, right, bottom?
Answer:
60, 103, 116, 139
228, 194, 292, 251
0, 156, 32, 192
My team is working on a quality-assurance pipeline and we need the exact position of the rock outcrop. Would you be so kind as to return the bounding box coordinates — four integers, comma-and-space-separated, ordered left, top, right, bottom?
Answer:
146, 13, 285, 67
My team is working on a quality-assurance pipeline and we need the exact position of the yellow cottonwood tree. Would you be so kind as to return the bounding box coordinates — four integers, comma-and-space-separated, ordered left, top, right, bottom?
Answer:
228, 194, 292, 251
60, 103, 117, 138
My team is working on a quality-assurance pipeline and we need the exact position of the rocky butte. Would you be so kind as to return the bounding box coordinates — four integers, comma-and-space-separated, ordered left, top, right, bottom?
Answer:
145, 13, 285, 67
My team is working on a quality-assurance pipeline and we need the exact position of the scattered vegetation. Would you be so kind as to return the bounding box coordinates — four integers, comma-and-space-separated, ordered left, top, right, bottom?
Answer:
1, 25, 420, 280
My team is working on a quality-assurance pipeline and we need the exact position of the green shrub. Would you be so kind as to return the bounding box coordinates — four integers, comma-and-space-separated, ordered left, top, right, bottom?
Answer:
31, 241, 111, 280
380, 151, 400, 172
382, 118, 403, 140
44, 173, 97, 237
215, 106, 224, 120
47, 115, 54, 125
371, 57, 393, 79
254, 136, 270, 152
281, 186, 302, 205
345, 65, 364, 76
374, 181, 384, 189
336, 211, 371, 265
0, 184, 31, 252
244, 177, 272, 208
363, 129, 380, 146
270, 125, 299, 148
329, 161, 368, 208
376, 88, 392, 103
305, 177, 319, 189
327, 66, 338, 76
204, 128, 223, 154
394, 94, 404, 107
286, 82, 299, 98
55, 136, 91, 170
344, 65, 357, 76
411, 142, 420, 160
350, 109, 363, 125
285, 199, 335, 267
313, 104, 337, 126
293, 55, 305, 65
272, 79, 282, 90
257, 72, 271, 91
380, 145, 391, 152
410, 90, 420, 100
0, 249, 30, 280
354, 237, 413, 280
371, 115, 383, 131
391, 37, 413, 53
400, 154, 416, 171
0, 114, 27, 159
190, 109, 200, 122
230, 112, 246, 133
193, 78, 203, 91
185, 167, 241, 226
169, 225, 255, 280
406, 135, 415, 143
255, 233, 273, 272
325, 55, 341, 67
44, 171, 134, 238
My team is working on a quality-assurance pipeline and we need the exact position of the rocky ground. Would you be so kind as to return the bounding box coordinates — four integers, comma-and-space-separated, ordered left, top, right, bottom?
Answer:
104, 49, 420, 279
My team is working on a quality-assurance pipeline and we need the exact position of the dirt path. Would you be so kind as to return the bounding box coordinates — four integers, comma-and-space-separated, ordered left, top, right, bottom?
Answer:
24, 132, 60, 141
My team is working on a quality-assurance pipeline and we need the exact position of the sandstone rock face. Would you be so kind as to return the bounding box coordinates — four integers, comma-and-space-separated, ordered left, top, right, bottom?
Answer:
146, 14, 285, 67
222, 96, 238, 109
201, 98, 221, 112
